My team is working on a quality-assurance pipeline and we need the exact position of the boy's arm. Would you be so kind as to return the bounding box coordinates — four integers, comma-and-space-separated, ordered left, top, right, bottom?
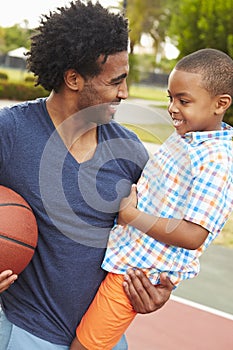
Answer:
118, 185, 208, 250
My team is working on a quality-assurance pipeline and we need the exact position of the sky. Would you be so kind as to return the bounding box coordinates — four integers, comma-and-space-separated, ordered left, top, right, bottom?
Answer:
0, 0, 120, 28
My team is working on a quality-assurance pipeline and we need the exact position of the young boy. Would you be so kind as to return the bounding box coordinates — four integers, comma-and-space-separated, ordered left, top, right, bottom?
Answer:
70, 48, 233, 350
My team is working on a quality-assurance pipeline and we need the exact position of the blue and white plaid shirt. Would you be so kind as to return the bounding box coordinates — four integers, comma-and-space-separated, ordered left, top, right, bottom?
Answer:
102, 123, 233, 286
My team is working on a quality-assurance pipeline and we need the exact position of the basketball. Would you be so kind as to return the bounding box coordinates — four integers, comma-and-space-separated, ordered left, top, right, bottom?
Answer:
0, 185, 38, 274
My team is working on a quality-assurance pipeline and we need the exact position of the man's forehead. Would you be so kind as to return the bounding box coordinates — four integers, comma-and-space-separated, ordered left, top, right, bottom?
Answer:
97, 52, 129, 75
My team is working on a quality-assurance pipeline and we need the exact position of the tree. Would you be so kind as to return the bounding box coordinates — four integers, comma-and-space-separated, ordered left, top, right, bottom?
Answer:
0, 24, 31, 54
119, 0, 172, 87
168, 0, 233, 58
123, 0, 169, 55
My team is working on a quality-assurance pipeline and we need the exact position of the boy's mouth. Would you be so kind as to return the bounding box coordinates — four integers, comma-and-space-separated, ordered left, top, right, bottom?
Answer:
172, 118, 184, 127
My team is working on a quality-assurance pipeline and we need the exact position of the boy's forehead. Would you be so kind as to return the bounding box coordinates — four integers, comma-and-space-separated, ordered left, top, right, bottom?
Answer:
169, 69, 203, 84
168, 69, 206, 94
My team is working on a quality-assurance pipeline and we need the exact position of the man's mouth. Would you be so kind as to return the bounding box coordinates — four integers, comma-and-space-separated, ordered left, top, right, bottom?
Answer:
109, 102, 120, 115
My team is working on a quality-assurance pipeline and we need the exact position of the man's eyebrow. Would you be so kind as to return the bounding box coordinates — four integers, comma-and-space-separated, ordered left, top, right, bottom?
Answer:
110, 73, 127, 83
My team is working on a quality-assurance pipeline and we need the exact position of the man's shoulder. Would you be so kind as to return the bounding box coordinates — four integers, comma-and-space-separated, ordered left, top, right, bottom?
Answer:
100, 121, 149, 168
102, 120, 142, 142
0, 98, 45, 119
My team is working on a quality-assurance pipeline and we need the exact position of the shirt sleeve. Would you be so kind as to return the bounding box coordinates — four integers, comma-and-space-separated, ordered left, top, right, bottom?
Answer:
184, 159, 233, 236
0, 107, 17, 170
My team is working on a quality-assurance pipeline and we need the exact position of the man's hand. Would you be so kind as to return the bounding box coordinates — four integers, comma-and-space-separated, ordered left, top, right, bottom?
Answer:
123, 269, 173, 313
0, 270, 18, 293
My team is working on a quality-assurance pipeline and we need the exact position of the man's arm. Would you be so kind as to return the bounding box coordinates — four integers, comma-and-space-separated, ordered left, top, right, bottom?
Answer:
119, 185, 208, 250
0, 270, 17, 293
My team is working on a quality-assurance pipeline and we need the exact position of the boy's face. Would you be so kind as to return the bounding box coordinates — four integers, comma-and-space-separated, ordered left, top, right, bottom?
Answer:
167, 69, 221, 135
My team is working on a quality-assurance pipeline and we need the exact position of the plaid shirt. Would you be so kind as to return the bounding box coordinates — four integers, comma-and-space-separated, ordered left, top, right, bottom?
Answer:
102, 123, 233, 286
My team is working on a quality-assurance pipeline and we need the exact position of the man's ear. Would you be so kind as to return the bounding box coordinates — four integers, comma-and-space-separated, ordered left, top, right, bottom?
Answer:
63, 69, 85, 91
215, 94, 232, 115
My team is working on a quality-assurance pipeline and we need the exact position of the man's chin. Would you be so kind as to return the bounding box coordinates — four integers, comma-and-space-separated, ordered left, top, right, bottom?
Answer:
97, 114, 114, 125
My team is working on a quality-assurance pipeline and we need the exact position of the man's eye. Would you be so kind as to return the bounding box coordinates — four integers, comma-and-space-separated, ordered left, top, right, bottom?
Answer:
167, 95, 172, 102
112, 81, 122, 85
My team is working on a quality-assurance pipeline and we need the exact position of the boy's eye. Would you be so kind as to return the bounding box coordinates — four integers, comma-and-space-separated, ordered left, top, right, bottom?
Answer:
180, 99, 188, 105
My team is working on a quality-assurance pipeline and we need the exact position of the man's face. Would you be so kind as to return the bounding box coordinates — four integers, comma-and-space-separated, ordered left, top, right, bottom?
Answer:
77, 51, 129, 124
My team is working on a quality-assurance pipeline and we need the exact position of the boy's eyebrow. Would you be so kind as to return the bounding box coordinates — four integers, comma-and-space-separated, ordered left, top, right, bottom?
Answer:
110, 73, 127, 83
167, 90, 192, 98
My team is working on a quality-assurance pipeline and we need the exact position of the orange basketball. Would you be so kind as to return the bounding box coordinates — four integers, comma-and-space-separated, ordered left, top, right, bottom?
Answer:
0, 185, 38, 274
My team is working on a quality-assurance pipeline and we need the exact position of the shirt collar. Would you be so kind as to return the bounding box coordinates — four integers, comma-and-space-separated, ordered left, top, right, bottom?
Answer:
182, 122, 233, 144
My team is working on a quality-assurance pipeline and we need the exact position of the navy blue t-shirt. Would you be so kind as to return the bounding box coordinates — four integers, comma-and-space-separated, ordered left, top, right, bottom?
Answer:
0, 98, 148, 345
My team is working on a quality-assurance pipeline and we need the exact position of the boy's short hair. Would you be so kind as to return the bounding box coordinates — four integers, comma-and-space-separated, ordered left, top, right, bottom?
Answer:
175, 48, 233, 98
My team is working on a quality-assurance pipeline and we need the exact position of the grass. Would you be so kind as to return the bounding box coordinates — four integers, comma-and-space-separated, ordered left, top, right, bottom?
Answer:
129, 84, 168, 102
122, 123, 174, 144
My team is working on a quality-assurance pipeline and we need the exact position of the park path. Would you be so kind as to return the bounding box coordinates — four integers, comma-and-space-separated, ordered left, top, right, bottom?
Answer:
126, 296, 233, 350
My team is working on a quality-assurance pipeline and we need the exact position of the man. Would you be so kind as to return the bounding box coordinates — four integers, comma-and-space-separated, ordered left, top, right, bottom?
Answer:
0, 1, 173, 349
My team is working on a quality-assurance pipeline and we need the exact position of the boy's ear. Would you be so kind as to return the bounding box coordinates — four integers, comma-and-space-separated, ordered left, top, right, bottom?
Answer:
63, 69, 85, 91
215, 94, 232, 115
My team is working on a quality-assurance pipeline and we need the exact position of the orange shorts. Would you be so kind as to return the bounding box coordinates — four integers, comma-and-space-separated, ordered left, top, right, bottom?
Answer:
76, 272, 136, 350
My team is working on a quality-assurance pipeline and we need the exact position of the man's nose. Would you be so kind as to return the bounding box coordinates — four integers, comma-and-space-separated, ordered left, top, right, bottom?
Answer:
117, 80, 128, 100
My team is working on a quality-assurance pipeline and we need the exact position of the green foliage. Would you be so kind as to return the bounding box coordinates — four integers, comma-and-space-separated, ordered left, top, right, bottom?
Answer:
123, 0, 170, 54
24, 75, 35, 83
168, 0, 233, 57
127, 53, 140, 87
0, 67, 37, 84
0, 81, 49, 101
223, 105, 233, 126
155, 57, 176, 74
127, 53, 160, 87
0, 71, 8, 80
0, 24, 32, 54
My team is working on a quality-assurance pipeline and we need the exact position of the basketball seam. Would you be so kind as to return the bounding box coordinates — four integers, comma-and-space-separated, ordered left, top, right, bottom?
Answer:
0, 203, 32, 211
0, 233, 36, 250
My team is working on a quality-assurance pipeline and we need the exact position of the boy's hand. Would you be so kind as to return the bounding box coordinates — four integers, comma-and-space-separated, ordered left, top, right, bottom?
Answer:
123, 269, 173, 313
118, 184, 138, 226
0, 270, 18, 293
